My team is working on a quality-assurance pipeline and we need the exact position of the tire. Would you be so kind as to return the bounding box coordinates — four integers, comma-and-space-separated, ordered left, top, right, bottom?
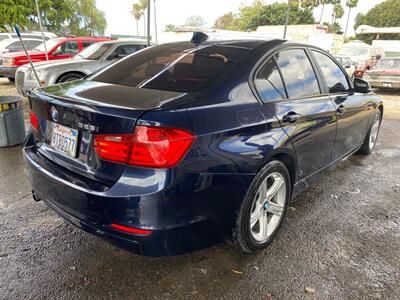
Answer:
359, 109, 382, 154
7, 77, 15, 82
233, 160, 291, 253
57, 73, 84, 83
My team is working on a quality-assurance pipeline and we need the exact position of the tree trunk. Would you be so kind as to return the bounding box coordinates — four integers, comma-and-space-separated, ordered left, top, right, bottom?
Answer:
136, 20, 139, 36
344, 7, 351, 36
143, 11, 146, 37
319, 4, 325, 24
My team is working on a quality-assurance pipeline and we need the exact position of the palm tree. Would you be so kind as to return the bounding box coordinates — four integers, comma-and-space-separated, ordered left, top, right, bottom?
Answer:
345, 0, 359, 36
132, 3, 142, 36
318, 0, 332, 24
139, 0, 148, 37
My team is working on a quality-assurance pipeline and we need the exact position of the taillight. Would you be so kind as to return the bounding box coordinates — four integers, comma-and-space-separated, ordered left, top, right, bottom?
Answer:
110, 223, 152, 235
29, 111, 39, 130
94, 126, 196, 168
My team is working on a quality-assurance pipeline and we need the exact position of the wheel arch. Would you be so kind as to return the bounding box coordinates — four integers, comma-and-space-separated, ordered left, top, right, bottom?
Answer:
378, 104, 384, 121
257, 148, 298, 190
55, 71, 87, 83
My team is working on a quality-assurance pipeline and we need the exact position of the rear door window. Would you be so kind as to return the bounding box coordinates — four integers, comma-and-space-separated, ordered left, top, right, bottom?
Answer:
275, 49, 320, 99
92, 44, 248, 92
312, 50, 350, 94
254, 58, 286, 102
6, 41, 22, 51
82, 41, 94, 48
54, 41, 79, 55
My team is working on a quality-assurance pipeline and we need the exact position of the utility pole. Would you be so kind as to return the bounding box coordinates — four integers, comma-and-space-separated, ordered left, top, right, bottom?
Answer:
147, 0, 151, 46
283, 0, 291, 39
35, 0, 48, 60
154, 0, 158, 43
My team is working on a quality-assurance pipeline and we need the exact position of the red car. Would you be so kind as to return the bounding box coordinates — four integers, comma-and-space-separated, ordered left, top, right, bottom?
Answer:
0, 36, 111, 81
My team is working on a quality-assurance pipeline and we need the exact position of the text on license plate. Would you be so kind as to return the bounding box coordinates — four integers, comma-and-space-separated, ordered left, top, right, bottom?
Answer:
50, 123, 79, 157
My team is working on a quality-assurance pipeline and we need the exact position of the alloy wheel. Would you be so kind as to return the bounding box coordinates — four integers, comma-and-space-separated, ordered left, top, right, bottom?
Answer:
250, 172, 286, 243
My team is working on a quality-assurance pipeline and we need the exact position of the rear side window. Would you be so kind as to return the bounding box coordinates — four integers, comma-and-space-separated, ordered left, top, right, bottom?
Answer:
275, 49, 320, 99
312, 50, 350, 94
82, 41, 94, 48
6, 41, 22, 51
92, 44, 247, 92
254, 58, 286, 102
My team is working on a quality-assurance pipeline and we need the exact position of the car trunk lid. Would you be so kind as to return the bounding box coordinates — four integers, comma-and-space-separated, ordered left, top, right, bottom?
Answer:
28, 80, 184, 186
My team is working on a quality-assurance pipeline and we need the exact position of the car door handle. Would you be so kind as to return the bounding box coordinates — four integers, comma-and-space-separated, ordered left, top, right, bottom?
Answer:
282, 112, 301, 123
336, 105, 345, 114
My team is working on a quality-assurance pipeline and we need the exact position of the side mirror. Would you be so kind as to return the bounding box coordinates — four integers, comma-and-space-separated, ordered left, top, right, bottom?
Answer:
354, 77, 371, 93
344, 63, 351, 69
107, 52, 120, 60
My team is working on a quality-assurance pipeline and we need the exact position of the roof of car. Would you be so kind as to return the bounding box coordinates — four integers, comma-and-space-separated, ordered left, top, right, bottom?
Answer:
159, 38, 281, 50
98, 39, 148, 45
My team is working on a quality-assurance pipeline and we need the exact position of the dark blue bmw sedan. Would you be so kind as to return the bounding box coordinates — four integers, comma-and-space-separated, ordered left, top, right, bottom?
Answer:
24, 35, 383, 256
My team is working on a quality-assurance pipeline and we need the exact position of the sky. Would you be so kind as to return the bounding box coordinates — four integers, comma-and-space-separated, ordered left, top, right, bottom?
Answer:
96, 0, 386, 37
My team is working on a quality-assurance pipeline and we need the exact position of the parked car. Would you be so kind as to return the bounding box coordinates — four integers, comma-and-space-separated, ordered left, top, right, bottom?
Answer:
0, 36, 111, 81
334, 55, 356, 78
0, 32, 56, 42
339, 41, 385, 78
15, 39, 148, 95
24, 37, 383, 256
0, 38, 43, 54
363, 57, 400, 89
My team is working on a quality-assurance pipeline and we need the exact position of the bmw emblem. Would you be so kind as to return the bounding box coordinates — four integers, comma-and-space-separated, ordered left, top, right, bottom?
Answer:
50, 106, 58, 122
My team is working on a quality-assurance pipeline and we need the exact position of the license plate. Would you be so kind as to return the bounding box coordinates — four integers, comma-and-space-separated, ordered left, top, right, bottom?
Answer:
50, 123, 79, 158
382, 82, 392, 87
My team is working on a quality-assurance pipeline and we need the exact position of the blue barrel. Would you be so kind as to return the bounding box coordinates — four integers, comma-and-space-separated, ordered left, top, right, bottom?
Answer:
0, 96, 26, 147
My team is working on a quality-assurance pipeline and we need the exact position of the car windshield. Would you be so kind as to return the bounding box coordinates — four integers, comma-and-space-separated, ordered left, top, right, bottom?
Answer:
375, 58, 400, 69
75, 43, 112, 60
339, 47, 369, 58
0, 39, 12, 49
34, 38, 62, 52
91, 43, 248, 92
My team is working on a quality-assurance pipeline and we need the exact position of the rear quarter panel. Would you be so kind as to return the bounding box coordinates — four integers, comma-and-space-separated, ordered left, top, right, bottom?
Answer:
139, 82, 297, 177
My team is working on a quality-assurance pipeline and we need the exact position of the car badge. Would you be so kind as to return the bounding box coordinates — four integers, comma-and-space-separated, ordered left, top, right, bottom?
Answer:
50, 106, 58, 122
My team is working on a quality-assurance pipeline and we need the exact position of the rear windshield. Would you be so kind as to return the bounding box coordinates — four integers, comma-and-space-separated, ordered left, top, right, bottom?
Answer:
90, 43, 248, 92
375, 58, 400, 69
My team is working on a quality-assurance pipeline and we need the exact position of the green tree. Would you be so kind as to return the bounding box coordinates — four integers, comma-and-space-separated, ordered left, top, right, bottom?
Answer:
164, 24, 176, 32
68, 0, 107, 36
354, 0, 400, 44
323, 21, 342, 33
132, 3, 142, 36
344, 0, 358, 36
213, 12, 239, 30
0, 0, 106, 36
243, 2, 315, 31
185, 15, 206, 28
333, 3, 344, 23
300, 0, 319, 10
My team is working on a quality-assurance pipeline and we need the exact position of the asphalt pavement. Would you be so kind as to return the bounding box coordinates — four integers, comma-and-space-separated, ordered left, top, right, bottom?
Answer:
0, 78, 399, 299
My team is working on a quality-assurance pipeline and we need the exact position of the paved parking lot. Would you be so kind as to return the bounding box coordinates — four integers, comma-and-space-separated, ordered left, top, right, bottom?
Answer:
1, 78, 399, 299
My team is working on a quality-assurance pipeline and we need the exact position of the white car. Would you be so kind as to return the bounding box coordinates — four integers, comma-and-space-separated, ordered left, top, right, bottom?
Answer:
0, 32, 56, 42
15, 39, 148, 95
0, 38, 43, 54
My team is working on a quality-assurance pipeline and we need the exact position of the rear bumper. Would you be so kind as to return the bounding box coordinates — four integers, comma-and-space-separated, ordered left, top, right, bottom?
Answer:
23, 133, 253, 256
368, 80, 400, 89
0, 66, 17, 78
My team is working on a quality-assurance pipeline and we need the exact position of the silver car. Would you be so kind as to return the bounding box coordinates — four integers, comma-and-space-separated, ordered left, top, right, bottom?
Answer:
15, 39, 147, 95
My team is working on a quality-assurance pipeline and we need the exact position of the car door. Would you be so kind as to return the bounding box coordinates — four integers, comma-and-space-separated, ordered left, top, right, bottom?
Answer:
101, 44, 141, 67
254, 48, 337, 179
310, 49, 373, 161
50, 40, 79, 60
